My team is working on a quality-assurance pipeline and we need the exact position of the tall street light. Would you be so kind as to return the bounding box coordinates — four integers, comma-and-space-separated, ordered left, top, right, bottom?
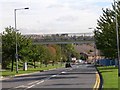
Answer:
14, 7, 29, 73
88, 28, 97, 66
114, 0, 120, 77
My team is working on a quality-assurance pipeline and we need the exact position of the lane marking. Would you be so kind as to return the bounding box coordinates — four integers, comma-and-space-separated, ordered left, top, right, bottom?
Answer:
27, 84, 35, 89
51, 75, 57, 77
28, 80, 39, 85
14, 70, 70, 89
26, 68, 79, 89
15, 85, 28, 88
36, 80, 45, 84
61, 71, 66, 74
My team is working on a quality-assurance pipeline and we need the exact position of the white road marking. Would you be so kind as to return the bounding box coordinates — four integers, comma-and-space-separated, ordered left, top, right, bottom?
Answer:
36, 80, 45, 84
15, 85, 28, 88
28, 80, 39, 85
51, 75, 57, 77
14, 71, 64, 89
27, 84, 35, 89
61, 71, 66, 73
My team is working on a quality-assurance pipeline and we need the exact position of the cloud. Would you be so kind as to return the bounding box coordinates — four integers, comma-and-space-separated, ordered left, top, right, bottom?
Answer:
47, 4, 64, 9
56, 16, 79, 22
0, 0, 113, 34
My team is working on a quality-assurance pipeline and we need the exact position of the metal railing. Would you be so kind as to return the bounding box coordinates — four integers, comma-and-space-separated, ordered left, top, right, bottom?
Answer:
25, 33, 94, 44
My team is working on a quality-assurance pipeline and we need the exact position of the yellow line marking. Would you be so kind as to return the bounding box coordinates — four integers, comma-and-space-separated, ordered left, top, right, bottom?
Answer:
93, 72, 100, 90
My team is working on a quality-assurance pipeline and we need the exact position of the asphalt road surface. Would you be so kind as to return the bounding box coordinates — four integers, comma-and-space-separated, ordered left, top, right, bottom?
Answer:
1, 64, 96, 90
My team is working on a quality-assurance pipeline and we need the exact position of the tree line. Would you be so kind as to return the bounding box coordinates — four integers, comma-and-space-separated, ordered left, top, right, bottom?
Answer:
95, 1, 120, 59
1, 26, 79, 71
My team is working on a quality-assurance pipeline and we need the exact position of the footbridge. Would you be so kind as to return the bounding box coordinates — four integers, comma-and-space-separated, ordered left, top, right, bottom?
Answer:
25, 33, 95, 44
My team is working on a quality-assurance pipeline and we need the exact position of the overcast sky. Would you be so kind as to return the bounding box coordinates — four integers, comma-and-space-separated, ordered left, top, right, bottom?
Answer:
0, 0, 113, 34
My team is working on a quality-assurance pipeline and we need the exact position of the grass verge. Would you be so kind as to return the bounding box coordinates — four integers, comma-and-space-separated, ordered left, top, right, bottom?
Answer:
97, 66, 118, 89
119, 77, 120, 90
1, 64, 64, 77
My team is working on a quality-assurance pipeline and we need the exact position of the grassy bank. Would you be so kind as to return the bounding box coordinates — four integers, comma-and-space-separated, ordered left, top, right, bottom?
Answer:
119, 77, 120, 90
1, 64, 64, 77
97, 66, 118, 89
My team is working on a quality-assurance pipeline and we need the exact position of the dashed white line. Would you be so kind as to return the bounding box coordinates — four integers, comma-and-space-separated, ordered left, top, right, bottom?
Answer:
13, 72, 66, 89
28, 80, 39, 85
27, 84, 35, 89
15, 85, 27, 88
61, 71, 66, 74
51, 75, 57, 77
36, 80, 45, 84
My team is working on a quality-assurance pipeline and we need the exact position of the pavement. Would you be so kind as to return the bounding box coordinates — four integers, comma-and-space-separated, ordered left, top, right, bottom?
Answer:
1, 64, 98, 89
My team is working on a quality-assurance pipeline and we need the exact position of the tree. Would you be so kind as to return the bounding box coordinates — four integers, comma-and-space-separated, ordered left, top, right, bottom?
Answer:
0, 36, 2, 64
61, 44, 79, 62
18, 35, 32, 70
2, 26, 32, 71
37, 45, 47, 67
28, 45, 40, 68
47, 45, 56, 66
50, 45, 62, 65
95, 1, 120, 59
2, 27, 17, 70
43, 45, 52, 67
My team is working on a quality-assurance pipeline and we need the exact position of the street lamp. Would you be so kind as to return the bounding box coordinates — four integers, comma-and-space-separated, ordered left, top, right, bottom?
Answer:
114, 0, 120, 77
88, 28, 97, 65
14, 7, 29, 73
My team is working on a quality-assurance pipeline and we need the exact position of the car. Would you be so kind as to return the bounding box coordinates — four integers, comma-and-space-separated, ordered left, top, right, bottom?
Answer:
65, 62, 71, 68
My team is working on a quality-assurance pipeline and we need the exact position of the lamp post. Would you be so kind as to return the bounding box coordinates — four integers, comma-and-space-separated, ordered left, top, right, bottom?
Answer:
88, 28, 97, 65
114, 0, 120, 77
14, 7, 29, 73
60, 44, 62, 66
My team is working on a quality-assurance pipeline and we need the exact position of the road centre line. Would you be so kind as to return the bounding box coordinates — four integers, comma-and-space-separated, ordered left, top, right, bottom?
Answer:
25, 73, 64, 88
61, 71, 66, 74
27, 84, 35, 89
15, 85, 28, 88
14, 74, 57, 89
51, 75, 57, 77
27, 80, 39, 85
19, 74, 58, 89
21, 80, 45, 90
36, 80, 45, 84
15, 68, 73, 89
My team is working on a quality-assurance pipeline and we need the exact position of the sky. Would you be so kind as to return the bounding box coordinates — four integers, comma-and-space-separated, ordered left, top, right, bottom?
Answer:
0, 0, 113, 34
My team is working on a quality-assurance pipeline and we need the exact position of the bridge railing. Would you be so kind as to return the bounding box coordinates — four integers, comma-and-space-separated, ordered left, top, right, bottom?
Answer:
25, 33, 94, 44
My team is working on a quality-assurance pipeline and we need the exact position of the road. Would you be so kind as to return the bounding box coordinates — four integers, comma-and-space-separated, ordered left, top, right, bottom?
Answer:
1, 64, 96, 90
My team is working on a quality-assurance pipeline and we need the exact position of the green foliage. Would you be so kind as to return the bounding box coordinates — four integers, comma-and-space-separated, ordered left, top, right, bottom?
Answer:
97, 66, 118, 88
2, 27, 16, 68
2, 27, 79, 71
0, 34, 2, 64
80, 56, 86, 60
2, 26, 32, 70
61, 44, 74, 56
43, 46, 52, 67
53, 45, 61, 62
60, 44, 80, 61
95, 1, 120, 59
